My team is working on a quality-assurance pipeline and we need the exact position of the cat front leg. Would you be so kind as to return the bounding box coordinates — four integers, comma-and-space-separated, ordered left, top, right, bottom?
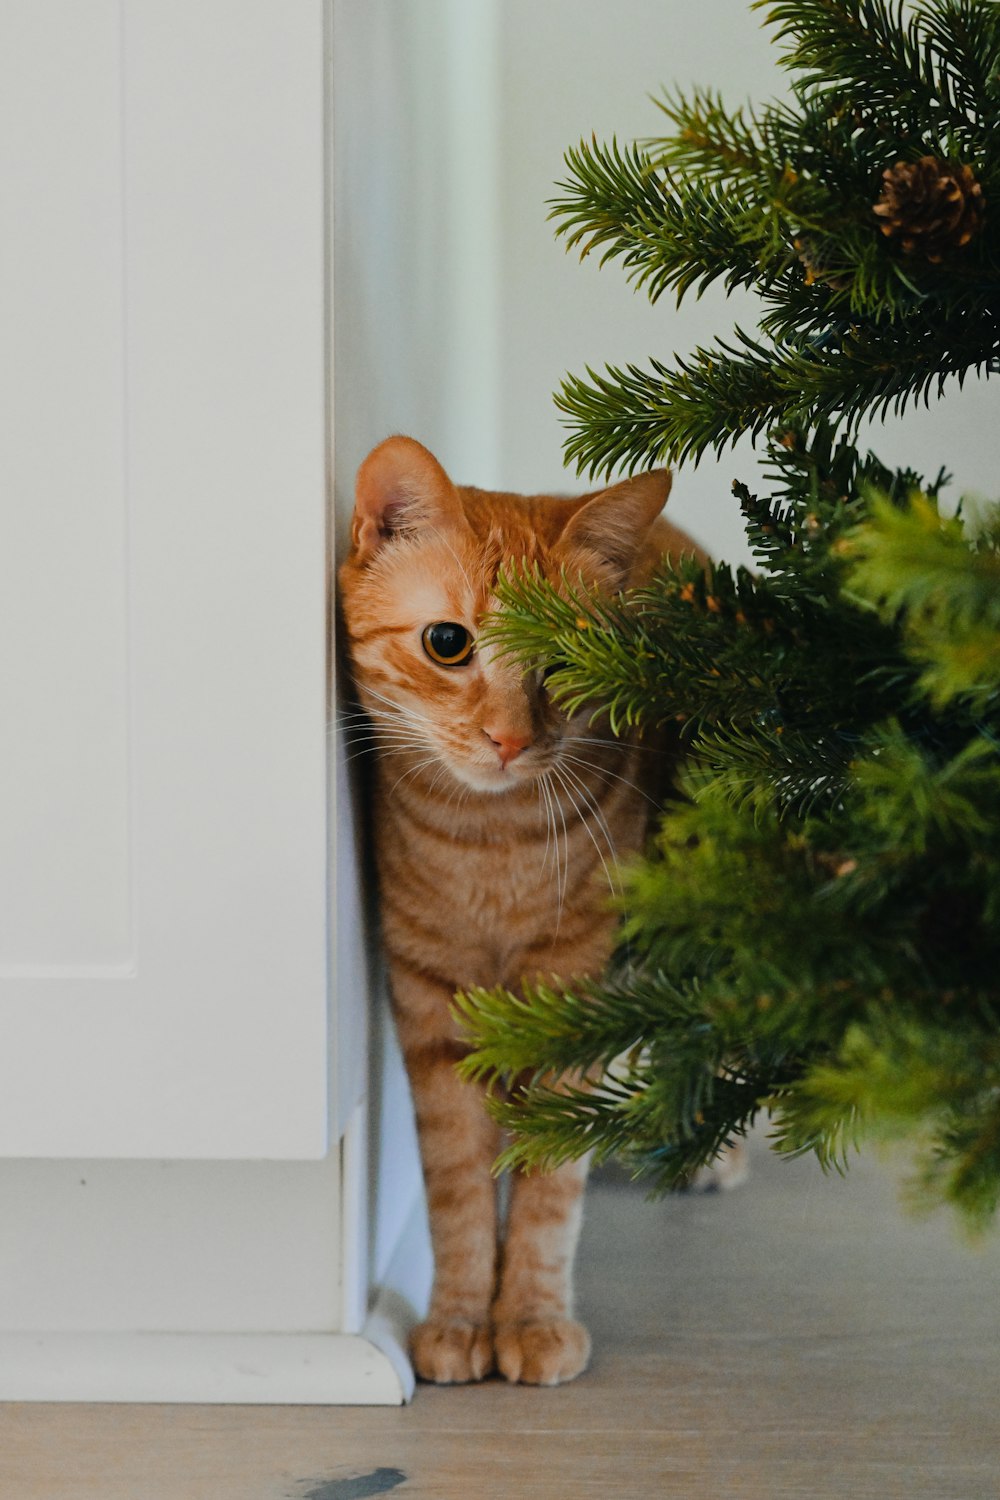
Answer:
489, 931, 616, 1386
492, 1154, 591, 1386
391, 968, 502, 1384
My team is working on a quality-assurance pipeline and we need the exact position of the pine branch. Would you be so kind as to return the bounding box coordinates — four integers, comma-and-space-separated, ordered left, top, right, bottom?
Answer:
556, 343, 783, 476
849, 729, 1000, 857
760, 421, 950, 516
548, 0, 1000, 476
557, 312, 1000, 475
649, 86, 771, 188
757, 0, 1000, 148
486, 551, 902, 758
773, 1013, 1000, 1228
692, 720, 854, 818
455, 967, 787, 1186
549, 137, 791, 304
845, 490, 1000, 705
453, 971, 708, 1086
483, 1070, 765, 1189
918, 0, 1000, 120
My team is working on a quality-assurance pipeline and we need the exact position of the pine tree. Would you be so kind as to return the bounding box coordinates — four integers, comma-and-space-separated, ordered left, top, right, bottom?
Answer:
454, 0, 1000, 1230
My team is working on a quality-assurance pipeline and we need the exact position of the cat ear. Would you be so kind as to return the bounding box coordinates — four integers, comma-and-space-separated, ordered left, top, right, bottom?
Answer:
561, 469, 673, 586
351, 436, 469, 562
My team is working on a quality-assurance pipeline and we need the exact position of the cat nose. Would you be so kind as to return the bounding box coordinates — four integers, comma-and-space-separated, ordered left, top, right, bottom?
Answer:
483, 728, 532, 767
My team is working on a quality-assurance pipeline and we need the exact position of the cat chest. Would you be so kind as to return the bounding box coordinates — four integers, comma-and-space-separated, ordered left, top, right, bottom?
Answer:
378, 801, 560, 913
374, 786, 630, 980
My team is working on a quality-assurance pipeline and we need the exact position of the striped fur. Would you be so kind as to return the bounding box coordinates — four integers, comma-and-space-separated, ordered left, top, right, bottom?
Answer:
339, 437, 703, 1386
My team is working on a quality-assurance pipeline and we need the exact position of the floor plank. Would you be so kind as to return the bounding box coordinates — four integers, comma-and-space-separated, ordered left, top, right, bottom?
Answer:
3, 1130, 999, 1499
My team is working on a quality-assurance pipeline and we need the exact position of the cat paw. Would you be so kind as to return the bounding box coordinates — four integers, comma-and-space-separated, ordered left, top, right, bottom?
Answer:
494, 1318, 591, 1386
410, 1319, 494, 1384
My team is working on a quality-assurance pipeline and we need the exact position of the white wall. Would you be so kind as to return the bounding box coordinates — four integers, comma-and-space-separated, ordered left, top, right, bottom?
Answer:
332, 0, 501, 512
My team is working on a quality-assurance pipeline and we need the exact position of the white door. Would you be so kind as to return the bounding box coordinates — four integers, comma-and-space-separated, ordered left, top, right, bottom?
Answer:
0, 0, 329, 1158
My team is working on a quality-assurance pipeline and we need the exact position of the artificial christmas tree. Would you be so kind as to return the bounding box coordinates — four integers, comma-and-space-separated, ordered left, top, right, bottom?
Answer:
456, 0, 1000, 1229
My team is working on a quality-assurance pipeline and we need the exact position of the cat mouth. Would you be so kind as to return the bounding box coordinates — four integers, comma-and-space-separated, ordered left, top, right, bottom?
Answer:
453, 749, 555, 793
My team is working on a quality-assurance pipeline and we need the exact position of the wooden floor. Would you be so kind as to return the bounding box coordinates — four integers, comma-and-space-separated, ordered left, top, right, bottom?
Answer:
4, 1128, 999, 1500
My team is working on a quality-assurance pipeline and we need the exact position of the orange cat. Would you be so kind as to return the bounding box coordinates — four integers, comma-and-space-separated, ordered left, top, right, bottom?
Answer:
339, 436, 703, 1386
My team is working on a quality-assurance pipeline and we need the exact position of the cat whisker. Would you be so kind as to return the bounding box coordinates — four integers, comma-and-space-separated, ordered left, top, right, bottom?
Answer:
363, 686, 436, 728
537, 772, 556, 914
341, 723, 428, 742
535, 776, 555, 896
362, 713, 433, 740
341, 742, 428, 770
330, 716, 371, 740
388, 754, 442, 796
333, 705, 432, 747
426, 761, 458, 802
361, 703, 426, 725
557, 760, 619, 855
542, 768, 569, 934
340, 735, 430, 768
551, 763, 620, 899
339, 708, 426, 729
560, 752, 660, 811
562, 733, 657, 755
335, 707, 382, 722
442, 774, 471, 818
333, 719, 407, 739
341, 734, 430, 758
338, 714, 419, 738
339, 740, 385, 765
337, 725, 431, 753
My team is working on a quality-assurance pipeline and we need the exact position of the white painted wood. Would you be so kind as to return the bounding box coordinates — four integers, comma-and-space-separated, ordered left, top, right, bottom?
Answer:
0, 0, 328, 1158
0, 2, 130, 970
0, 1155, 341, 1333
338, 1102, 370, 1337
363, 1187, 432, 1406
333, 734, 372, 1140
0, 1114, 425, 1398
0, 1333, 405, 1405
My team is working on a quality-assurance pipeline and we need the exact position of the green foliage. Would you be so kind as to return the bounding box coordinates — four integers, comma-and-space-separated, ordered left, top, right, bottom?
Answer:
486, 425, 932, 814
457, 425, 1000, 1227
453, 0, 1000, 1230
549, 0, 1000, 475
760, 0, 1000, 143
846, 491, 1000, 704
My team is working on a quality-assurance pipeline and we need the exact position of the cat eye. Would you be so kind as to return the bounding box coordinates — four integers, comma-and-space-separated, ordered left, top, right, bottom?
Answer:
422, 621, 474, 667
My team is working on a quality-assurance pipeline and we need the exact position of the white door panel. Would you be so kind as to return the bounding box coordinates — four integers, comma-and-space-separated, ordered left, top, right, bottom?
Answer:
0, 1, 131, 971
0, 1, 329, 1158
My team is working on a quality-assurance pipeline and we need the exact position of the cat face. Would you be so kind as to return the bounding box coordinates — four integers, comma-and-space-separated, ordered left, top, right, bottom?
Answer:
338, 437, 670, 794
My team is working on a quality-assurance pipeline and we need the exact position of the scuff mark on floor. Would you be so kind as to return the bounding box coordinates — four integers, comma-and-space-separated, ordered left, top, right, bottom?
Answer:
301, 1468, 407, 1500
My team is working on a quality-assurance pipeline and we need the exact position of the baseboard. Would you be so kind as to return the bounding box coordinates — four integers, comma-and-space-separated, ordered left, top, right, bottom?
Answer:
361, 1184, 433, 1404
0, 1330, 408, 1405
0, 1184, 431, 1404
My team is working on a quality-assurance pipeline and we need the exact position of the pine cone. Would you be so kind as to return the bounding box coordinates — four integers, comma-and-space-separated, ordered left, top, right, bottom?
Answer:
873, 155, 984, 263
